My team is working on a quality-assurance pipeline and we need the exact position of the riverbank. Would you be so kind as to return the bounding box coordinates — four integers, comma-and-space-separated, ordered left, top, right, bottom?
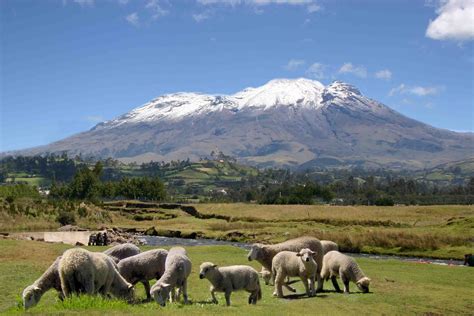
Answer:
1, 200, 473, 260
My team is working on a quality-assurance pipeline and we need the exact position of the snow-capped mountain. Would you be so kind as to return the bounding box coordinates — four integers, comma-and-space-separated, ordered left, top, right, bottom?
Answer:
9, 78, 474, 169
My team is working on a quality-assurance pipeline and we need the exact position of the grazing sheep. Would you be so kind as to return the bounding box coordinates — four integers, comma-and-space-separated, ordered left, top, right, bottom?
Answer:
199, 262, 262, 306
22, 257, 63, 309
150, 247, 191, 306
103, 243, 141, 263
117, 249, 168, 300
247, 236, 324, 291
321, 250, 371, 294
321, 240, 339, 255
271, 249, 318, 298
59, 248, 134, 300
260, 267, 272, 285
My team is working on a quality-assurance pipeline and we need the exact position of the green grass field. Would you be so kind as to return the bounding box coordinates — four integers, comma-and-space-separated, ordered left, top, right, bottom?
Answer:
0, 239, 472, 315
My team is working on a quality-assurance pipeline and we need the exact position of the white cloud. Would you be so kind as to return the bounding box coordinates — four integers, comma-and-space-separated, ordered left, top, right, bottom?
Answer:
193, 11, 212, 22
307, 3, 320, 13
306, 62, 325, 79
338, 62, 367, 78
196, 0, 320, 13
426, 0, 474, 41
375, 69, 392, 80
145, 0, 169, 19
73, 0, 94, 6
284, 59, 306, 71
126, 12, 140, 26
389, 83, 443, 97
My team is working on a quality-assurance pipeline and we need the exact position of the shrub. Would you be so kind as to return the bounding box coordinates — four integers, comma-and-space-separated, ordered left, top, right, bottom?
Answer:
56, 210, 76, 226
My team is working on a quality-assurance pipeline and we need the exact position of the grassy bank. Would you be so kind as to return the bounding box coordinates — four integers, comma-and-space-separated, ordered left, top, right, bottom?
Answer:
1, 200, 473, 259
0, 239, 473, 315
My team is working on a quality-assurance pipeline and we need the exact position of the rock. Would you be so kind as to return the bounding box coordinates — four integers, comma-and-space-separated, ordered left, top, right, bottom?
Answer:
144, 227, 158, 236
75, 241, 85, 246
57, 225, 86, 232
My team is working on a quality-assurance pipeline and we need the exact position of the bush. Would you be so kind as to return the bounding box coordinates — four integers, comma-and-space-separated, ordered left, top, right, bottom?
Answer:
374, 197, 395, 206
56, 210, 76, 226
5, 196, 15, 204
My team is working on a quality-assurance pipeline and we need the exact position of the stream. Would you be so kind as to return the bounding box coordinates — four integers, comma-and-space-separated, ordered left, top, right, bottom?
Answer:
138, 235, 466, 267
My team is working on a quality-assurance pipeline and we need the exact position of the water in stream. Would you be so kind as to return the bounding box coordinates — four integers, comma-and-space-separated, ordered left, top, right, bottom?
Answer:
138, 235, 465, 266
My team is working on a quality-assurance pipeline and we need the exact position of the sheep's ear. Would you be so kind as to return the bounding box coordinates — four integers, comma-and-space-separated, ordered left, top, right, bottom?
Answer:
212, 264, 217, 268
296, 252, 302, 257
33, 286, 41, 291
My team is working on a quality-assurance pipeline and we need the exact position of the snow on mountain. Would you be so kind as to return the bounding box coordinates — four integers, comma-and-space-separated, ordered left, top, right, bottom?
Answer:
100, 78, 371, 129
233, 78, 325, 109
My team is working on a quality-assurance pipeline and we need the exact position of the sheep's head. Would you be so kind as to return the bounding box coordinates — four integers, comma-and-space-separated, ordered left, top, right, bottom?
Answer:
247, 244, 264, 261
199, 262, 217, 279
22, 285, 42, 309
115, 283, 134, 302
296, 248, 317, 264
356, 277, 371, 293
151, 282, 172, 307
260, 269, 272, 285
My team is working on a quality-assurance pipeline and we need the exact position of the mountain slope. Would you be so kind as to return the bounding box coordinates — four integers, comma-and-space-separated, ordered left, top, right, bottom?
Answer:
9, 78, 474, 169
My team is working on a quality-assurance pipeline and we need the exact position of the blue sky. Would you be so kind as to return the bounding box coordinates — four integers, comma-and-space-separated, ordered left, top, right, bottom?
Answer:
1, 0, 473, 151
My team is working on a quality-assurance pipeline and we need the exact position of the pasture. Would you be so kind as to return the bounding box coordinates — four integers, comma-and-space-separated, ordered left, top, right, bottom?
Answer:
0, 239, 472, 315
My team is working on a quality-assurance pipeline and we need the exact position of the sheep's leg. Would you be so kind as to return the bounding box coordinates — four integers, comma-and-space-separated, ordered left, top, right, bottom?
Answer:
141, 280, 151, 301
301, 276, 310, 297
273, 272, 285, 298
182, 280, 189, 304
283, 283, 296, 293
309, 275, 316, 297
248, 290, 257, 305
316, 273, 323, 293
224, 290, 231, 306
341, 275, 350, 294
331, 276, 342, 293
210, 286, 218, 304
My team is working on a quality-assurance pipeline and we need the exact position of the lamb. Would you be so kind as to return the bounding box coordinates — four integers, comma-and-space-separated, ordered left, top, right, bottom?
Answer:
58, 248, 134, 300
271, 249, 318, 298
260, 267, 272, 285
321, 240, 339, 254
320, 250, 371, 294
22, 256, 63, 309
199, 262, 262, 306
103, 243, 141, 263
150, 247, 191, 306
247, 236, 324, 291
117, 249, 168, 300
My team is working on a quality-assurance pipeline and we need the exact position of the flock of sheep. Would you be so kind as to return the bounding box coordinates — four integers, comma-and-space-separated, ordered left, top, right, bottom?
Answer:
22, 236, 371, 309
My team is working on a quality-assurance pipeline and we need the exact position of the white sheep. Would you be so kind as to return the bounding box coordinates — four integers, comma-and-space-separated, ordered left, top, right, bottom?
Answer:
103, 243, 141, 263
321, 240, 339, 255
247, 236, 324, 291
117, 249, 168, 300
271, 249, 318, 298
58, 248, 134, 300
199, 262, 262, 306
22, 256, 63, 309
150, 247, 191, 306
260, 267, 272, 285
321, 250, 371, 294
